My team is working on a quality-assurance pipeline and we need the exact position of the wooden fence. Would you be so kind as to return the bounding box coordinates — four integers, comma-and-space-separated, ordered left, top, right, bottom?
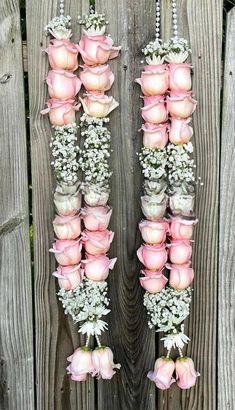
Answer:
0, 0, 234, 409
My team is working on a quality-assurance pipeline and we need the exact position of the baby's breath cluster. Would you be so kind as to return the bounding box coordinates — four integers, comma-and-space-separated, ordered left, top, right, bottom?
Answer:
50, 123, 80, 185
138, 147, 167, 181
164, 37, 191, 55
44, 15, 71, 38
78, 9, 108, 31
142, 39, 166, 59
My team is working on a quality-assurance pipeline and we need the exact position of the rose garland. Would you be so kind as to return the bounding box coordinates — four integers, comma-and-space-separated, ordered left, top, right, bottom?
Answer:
41, 7, 120, 382
136, 0, 200, 390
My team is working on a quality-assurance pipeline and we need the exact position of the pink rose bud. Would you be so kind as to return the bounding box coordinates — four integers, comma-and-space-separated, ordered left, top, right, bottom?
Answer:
45, 39, 79, 71
139, 220, 169, 244
147, 357, 175, 390
83, 185, 109, 206
82, 229, 114, 255
175, 357, 200, 389
53, 214, 81, 239
92, 347, 121, 379
170, 217, 198, 240
54, 190, 81, 216
41, 98, 80, 126
169, 63, 192, 91
80, 64, 114, 92
141, 194, 168, 221
167, 263, 194, 290
78, 35, 121, 66
46, 70, 81, 100
141, 96, 167, 124
135, 64, 169, 96
81, 206, 112, 231
82, 254, 117, 281
137, 244, 167, 270
141, 122, 168, 149
140, 271, 168, 293
67, 347, 94, 382
170, 194, 195, 216
169, 117, 193, 144
49, 239, 82, 265
52, 264, 84, 290
80, 93, 119, 118
168, 240, 192, 265
167, 92, 197, 119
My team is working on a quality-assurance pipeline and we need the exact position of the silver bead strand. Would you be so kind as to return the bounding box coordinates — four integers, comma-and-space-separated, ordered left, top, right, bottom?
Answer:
155, 1, 161, 39
171, 0, 178, 38
59, 0, 64, 16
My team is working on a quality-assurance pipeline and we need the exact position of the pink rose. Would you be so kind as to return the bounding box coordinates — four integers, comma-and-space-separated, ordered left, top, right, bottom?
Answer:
67, 347, 94, 381
169, 117, 193, 144
78, 35, 121, 66
81, 206, 112, 231
141, 96, 167, 124
80, 93, 119, 118
141, 194, 168, 221
170, 217, 198, 240
80, 64, 114, 92
46, 70, 81, 100
170, 194, 195, 216
169, 63, 192, 91
82, 229, 114, 255
168, 240, 192, 265
140, 271, 168, 293
167, 92, 197, 119
54, 190, 81, 216
53, 214, 81, 239
83, 185, 109, 206
141, 122, 168, 149
147, 357, 175, 390
167, 263, 194, 290
139, 220, 169, 244
49, 239, 82, 265
175, 357, 199, 389
45, 39, 79, 71
82, 254, 117, 281
135, 64, 169, 96
137, 244, 167, 270
92, 347, 121, 379
41, 98, 80, 126
52, 264, 84, 290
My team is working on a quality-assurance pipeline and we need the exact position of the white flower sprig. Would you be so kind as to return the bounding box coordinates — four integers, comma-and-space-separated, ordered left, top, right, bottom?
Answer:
138, 147, 167, 181
167, 142, 197, 192
78, 8, 108, 35
164, 37, 191, 55
44, 15, 72, 39
142, 39, 167, 64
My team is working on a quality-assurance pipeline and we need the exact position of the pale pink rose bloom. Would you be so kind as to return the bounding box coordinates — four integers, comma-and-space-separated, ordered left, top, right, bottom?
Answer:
83, 185, 109, 206
81, 206, 112, 231
52, 264, 84, 290
137, 244, 167, 270
41, 98, 80, 126
92, 347, 121, 379
78, 35, 121, 66
53, 214, 81, 239
54, 191, 81, 216
147, 357, 175, 390
169, 117, 193, 144
175, 357, 200, 389
140, 271, 168, 293
82, 254, 117, 281
45, 39, 79, 71
80, 93, 119, 118
67, 347, 94, 382
46, 70, 81, 100
169, 63, 192, 91
141, 194, 168, 221
49, 239, 82, 265
82, 229, 114, 255
170, 194, 195, 216
167, 263, 194, 290
141, 122, 168, 149
139, 220, 169, 244
167, 91, 197, 119
170, 217, 198, 240
168, 240, 192, 265
80, 64, 114, 92
135, 64, 169, 95
141, 96, 167, 124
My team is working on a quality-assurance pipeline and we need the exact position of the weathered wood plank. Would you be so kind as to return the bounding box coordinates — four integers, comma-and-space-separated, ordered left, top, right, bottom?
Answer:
218, 7, 235, 410
0, 1, 34, 409
159, 1, 222, 409
25, 1, 93, 409
95, 1, 156, 409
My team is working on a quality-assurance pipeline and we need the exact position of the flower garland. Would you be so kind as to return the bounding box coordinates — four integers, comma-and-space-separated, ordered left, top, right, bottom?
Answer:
136, 0, 200, 390
41, 7, 121, 382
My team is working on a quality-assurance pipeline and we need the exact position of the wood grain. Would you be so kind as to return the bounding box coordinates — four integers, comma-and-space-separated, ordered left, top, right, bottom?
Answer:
218, 7, 235, 410
0, 0, 34, 409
